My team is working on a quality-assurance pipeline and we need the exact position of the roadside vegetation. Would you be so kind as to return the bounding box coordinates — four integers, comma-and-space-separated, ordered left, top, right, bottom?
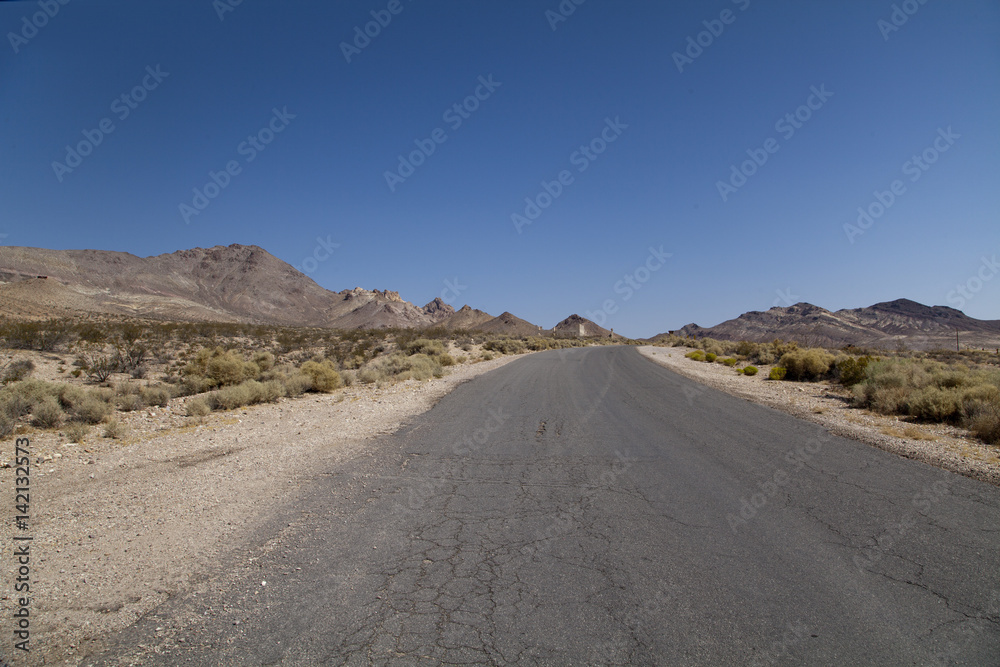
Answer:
0, 317, 632, 441
665, 333, 1000, 446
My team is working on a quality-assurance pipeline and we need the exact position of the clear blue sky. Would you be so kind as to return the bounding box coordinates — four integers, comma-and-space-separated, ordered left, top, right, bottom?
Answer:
1, 0, 997, 338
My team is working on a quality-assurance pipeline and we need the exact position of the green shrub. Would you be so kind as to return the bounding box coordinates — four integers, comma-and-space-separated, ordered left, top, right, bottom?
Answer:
769, 367, 787, 381
31, 397, 63, 428
685, 350, 706, 362
722, 358, 738, 367
300, 360, 342, 392
836, 355, 873, 387
742, 366, 759, 376
186, 398, 211, 417
208, 352, 257, 386
705, 352, 718, 363
779, 348, 835, 381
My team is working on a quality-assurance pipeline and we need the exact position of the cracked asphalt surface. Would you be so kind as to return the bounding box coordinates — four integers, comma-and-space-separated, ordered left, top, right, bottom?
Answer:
88, 346, 1000, 665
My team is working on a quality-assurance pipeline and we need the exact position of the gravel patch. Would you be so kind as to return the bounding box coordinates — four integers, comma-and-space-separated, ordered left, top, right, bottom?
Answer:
638, 346, 1000, 487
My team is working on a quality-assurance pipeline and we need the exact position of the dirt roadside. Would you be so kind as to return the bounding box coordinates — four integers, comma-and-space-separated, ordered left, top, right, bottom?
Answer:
0, 355, 522, 665
638, 345, 1000, 487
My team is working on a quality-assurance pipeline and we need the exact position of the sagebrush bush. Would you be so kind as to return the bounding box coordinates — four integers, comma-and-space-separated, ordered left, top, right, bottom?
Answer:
64, 422, 90, 443
117, 394, 144, 412
300, 360, 342, 392
779, 348, 835, 381
742, 366, 759, 376
185, 397, 211, 417
252, 350, 275, 372
31, 397, 63, 428
438, 353, 455, 367
208, 383, 253, 411
769, 367, 787, 381
140, 386, 171, 407
103, 419, 126, 439
73, 396, 111, 424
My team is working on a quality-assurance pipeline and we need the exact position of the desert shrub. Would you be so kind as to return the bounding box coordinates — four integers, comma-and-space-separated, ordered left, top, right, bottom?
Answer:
836, 355, 873, 387
705, 353, 718, 363
117, 394, 144, 412
140, 386, 171, 407
438, 353, 455, 367
753, 347, 776, 365
481, 352, 494, 361
282, 372, 312, 396
906, 386, 962, 422
208, 383, 254, 411
208, 351, 258, 387
0, 410, 14, 439
73, 396, 112, 424
779, 348, 835, 381
252, 350, 275, 372
180, 375, 215, 396
103, 419, 126, 439
735, 341, 758, 358
685, 350, 706, 362
31, 397, 63, 428
967, 401, 1000, 445
82, 349, 119, 383
455, 355, 468, 364
768, 367, 787, 381
64, 422, 90, 443
405, 339, 445, 356
300, 360, 342, 392
722, 358, 738, 367
742, 366, 759, 376
185, 398, 211, 417
702, 340, 726, 357
1, 359, 35, 384
130, 365, 148, 379
483, 339, 526, 355
359, 352, 443, 384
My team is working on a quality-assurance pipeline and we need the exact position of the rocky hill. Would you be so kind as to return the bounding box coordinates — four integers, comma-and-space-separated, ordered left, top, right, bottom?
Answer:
552, 314, 612, 338
0, 245, 449, 329
669, 299, 1000, 350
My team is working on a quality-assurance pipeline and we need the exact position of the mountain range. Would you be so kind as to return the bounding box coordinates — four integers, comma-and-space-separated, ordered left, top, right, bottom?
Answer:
1, 244, 996, 350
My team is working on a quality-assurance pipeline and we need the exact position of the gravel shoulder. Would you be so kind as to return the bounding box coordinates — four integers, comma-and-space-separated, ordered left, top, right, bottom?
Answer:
638, 346, 1000, 487
0, 355, 522, 665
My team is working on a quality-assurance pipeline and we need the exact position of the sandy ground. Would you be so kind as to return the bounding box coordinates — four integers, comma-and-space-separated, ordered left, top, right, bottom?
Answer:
638, 346, 1000, 487
0, 355, 522, 665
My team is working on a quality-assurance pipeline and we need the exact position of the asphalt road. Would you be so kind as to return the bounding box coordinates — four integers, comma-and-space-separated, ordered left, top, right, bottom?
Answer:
89, 346, 1000, 666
